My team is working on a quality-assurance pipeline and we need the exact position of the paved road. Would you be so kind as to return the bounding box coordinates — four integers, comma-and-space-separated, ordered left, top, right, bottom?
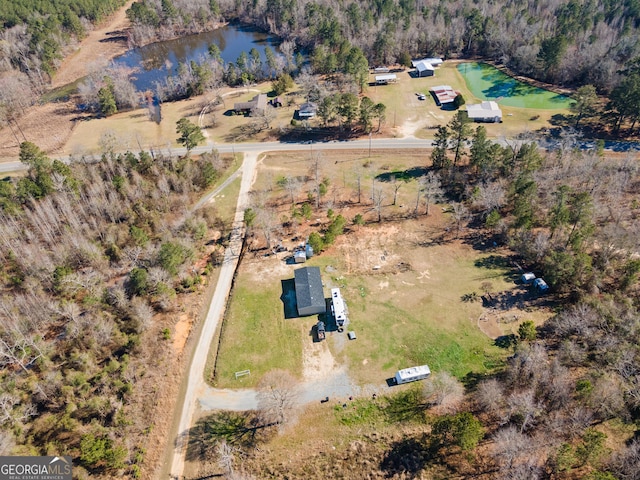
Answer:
0, 137, 435, 173
3, 135, 639, 174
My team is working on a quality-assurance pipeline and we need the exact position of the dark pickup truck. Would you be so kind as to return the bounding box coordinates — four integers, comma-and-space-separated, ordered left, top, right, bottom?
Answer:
316, 321, 326, 341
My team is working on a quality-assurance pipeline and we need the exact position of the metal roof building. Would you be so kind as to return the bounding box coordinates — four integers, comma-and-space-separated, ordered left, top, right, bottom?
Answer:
298, 102, 317, 118
375, 73, 398, 84
429, 85, 458, 105
411, 57, 443, 67
466, 101, 503, 122
294, 267, 326, 316
415, 61, 435, 77
233, 94, 267, 113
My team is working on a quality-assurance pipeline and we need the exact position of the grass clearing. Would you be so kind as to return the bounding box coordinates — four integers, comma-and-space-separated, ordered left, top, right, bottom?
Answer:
209, 149, 551, 389
210, 272, 304, 387
328, 238, 511, 384
62, 61, 570, 157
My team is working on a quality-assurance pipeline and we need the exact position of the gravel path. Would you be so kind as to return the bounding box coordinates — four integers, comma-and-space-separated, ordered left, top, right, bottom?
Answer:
169, 151, 258, 479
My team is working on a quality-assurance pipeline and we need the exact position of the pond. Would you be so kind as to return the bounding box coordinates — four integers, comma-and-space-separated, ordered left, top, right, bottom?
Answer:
112, 23, 282, 91
457, 62, 573, 109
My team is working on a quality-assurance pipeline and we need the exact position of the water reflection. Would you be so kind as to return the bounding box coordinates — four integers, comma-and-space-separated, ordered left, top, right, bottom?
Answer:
113, 24, 281, 91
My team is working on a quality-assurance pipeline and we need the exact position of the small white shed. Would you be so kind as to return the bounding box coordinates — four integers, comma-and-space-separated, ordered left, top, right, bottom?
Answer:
395, 365, 431, 384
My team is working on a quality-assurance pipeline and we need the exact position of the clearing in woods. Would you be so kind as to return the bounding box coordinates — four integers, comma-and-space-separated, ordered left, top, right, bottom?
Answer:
211, 151, 554, 392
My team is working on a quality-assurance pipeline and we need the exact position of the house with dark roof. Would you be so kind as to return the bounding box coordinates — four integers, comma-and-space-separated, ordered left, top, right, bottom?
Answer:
233, 94, 267, 114
294, 267, 326, 316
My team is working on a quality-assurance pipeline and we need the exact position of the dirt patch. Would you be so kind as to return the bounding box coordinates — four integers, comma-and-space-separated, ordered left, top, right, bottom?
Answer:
302, 338, 338, 381
173, 314, 192, 354
52, 0, 135, 88
337, 224, 404, 275
0, 102, 85, 159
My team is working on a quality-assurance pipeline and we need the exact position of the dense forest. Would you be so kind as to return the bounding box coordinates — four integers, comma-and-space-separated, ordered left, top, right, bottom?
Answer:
0, 142, 229, 477
0, 0, 126, 80
125, 0, 640, 91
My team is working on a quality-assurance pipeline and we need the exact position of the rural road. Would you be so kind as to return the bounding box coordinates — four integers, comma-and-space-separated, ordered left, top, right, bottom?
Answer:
2, 136, 638, 174
169, 150, 259, 479
0, 137, 436, 173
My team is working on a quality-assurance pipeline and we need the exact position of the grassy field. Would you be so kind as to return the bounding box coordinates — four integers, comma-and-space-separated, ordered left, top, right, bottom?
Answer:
210, 263, 305, 387
61, 60, 571, 156
207, 147, 559, 388
365, 62, 570, 138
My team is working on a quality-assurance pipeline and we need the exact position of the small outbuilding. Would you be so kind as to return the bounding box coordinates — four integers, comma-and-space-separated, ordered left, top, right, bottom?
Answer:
466, 101, 503, 123
395, 365, 431, 385
374, 67, 390, 74
521, 272, 536, 284
294, 266, 326, 316
298, 102, 317, 118
375, 73, 398, 84
347, 331, 357, 340
415, 61, 435, 77
294, 251, 307, 263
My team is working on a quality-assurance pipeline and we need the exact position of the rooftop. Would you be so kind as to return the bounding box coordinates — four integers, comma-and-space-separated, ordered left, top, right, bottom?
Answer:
429, 85, 458, 104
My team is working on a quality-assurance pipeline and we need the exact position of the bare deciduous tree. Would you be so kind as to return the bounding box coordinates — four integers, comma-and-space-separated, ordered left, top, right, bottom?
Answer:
422, 171, 444, 215
372, 186, 385, 222
423, 371, 464, 413
256, 369, 300, 429
491, 426, 531, 471
476, 378, 505, 418
451, 202, 470, 238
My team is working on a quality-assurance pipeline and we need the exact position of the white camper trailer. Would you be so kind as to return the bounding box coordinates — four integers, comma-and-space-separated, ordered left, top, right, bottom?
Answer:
394, 365, 431, 384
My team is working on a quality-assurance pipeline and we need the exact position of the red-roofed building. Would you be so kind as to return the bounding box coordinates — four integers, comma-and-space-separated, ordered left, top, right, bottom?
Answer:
429, 85, 458, 106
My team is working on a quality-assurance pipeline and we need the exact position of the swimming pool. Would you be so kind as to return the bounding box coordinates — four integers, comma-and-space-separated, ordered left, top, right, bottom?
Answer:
457, 62, 572, 109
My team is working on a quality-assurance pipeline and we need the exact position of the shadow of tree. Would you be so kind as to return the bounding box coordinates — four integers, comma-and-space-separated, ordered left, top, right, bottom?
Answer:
380, 436, 429, 478
474, 255, 512, 270
495, 334, 518, 349
186, 411, 272, 461
384, 388, 426, 423
375, 166, 428, 182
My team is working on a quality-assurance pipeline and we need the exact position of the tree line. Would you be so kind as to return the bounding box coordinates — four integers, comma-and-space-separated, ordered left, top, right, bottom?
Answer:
216, 0, 640, 92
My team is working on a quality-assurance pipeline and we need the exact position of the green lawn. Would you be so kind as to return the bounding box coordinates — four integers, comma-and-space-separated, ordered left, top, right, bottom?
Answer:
211, 275, 304, 387
325, 245, 511, 384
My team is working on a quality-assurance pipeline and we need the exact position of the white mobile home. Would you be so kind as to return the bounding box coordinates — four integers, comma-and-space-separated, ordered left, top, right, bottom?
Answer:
395, 365, 431, 384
